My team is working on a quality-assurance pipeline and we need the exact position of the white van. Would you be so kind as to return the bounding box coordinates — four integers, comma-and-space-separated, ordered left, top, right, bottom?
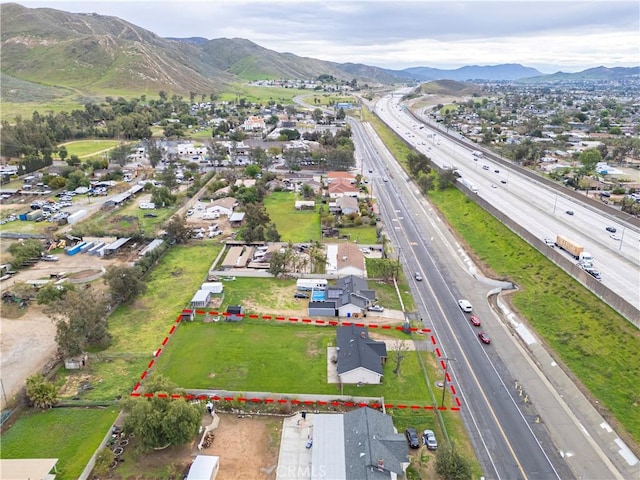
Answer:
458, 299, 473, 312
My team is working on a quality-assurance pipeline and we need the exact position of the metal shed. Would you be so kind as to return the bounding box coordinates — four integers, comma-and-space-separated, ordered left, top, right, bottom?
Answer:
103, 237, 131, 255
200, 282, 223, 294
191, 289, 211, 308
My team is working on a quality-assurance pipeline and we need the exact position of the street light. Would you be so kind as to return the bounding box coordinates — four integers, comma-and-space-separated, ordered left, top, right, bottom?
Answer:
441, 357, 455, 407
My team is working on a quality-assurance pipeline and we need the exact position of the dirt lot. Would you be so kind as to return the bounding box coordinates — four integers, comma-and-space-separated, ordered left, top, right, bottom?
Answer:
0, 245, 127, 408
103, 413, 281, 480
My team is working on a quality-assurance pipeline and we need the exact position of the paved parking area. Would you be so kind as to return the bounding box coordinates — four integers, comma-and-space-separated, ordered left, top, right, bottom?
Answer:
276, 412, 314, 480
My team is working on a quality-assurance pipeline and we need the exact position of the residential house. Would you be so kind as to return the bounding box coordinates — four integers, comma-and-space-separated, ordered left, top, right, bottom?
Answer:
207, 197, 236, 217
336, 325, 387, 385
307, 275, 376, 318
326, 171, 356, 184
312, 408, 409, 480
328, 178, 359, 198
336, 196, 359, 215
242, 115, 267, 133
336, 243, 366, 277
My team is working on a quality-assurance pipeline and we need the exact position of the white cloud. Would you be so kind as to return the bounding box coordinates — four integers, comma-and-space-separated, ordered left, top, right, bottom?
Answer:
13, 0, 640, 72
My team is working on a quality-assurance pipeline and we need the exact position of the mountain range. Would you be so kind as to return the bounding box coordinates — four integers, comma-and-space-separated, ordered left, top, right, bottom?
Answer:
1, 2, 638, 101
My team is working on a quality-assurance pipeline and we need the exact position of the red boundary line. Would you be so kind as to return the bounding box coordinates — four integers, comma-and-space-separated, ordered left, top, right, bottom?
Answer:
130, 309, 461, 411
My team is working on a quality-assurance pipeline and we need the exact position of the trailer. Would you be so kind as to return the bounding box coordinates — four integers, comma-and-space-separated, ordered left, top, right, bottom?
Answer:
458, 178, 478, 194
555, 235, 593, 264
88, 242, 105, 256
66, 242, 86, 256
297, 278, 328, 291
80, 241, 94, 253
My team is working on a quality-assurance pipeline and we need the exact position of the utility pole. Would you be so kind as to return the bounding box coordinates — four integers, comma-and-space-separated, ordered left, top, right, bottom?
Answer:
441, 358, 455, 407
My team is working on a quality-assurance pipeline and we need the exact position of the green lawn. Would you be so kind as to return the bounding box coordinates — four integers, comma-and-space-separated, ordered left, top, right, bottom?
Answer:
338, 226, 378, 244
0, 407, 119, 480
216, 276, 300, 314
154, 320, 431, 403
264, 191, 321, 242
58, 139, 122, 158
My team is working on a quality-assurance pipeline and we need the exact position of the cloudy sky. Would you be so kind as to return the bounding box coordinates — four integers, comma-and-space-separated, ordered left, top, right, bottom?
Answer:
14, 0, 640, 73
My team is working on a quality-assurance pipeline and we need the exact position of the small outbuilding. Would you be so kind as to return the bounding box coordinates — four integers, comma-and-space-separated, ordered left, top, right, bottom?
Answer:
200, 282, 224, 294
186, 455, 219, 480
191, 290, 211, 308
225, 305, 244, 321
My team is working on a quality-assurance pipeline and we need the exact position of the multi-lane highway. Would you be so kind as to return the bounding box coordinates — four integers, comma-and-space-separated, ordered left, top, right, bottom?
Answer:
349, 116, 636, 479
374, 95, 640, 313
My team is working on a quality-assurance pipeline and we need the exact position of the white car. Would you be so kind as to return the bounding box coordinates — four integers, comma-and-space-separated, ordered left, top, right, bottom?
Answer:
414, 272, 423, 281
367, 305, 384, 312
610, 234, 621, 241
458, 299, 473, 312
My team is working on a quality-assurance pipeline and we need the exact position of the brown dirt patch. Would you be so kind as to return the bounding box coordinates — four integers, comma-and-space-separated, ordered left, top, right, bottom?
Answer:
68, 269, 102, 279
105, 413, 281, 480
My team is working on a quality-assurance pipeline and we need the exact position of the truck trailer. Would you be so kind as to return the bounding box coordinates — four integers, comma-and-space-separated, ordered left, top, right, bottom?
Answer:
459, 178, 479, 194
555, 235, 593, 264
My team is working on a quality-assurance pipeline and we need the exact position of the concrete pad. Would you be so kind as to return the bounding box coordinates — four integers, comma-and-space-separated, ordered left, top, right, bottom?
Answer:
276, 412, 315, 480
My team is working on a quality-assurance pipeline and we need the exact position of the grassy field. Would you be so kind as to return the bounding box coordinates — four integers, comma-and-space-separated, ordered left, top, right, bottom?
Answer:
338, 226, 378, 244
218, 84, 310, 104
304, 95, 357, 106
0, 407, 119, 480
154, 320, 431, 403
59, 139, 123, 158
216, 276, 299, 314
264, 191, 321, 242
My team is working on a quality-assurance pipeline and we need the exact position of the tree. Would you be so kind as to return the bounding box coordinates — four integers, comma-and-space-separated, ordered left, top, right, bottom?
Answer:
391, 339, 410, 376
239, 203, 274, 242
151, 186, 177, 207
166, 216, 190, 244
109, 143, 132, 166
436, 442, 473, 480
25, 373, 58, 409
46, 290, 111, 357
58, 146, 68, 161
245, 164, 261, 178
579, 148, 602, 173
36, 282, 75, 305
103, 265, 147, 304
65, 170, 90, 191
438, 169, 457, 190
160, 164, 178, 191
268, 250, 289, 277
148, 142, 163, 168
8, 239, 44, 267
122, 375, 202, 450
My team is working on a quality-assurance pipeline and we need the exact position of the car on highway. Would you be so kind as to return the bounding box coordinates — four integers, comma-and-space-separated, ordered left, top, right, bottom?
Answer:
383, 178, 388, 182
500, 179, 507, 184
605, 226, 617, 233
469, 315, 481, 326
422, 430, 438, 450
414, 272, 423, 281
585, 268, 602, 280
294, 292, 310, 299
458, 299, 473, 312
368, 305, 384, 312
543, 238, 555, 247
565, 210, 574, 215
610, 234, 621, 240
482, 165, 490, 170
405, 427, 420, 449
478, 332, 491, 344
494, 169, 500, 173
491, 184, 497, 189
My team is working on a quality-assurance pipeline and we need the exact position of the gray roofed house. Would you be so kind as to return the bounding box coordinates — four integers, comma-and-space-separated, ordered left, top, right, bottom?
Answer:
336, 325, 387, 384
307, 275, 377, 318
311, 408, 409, 480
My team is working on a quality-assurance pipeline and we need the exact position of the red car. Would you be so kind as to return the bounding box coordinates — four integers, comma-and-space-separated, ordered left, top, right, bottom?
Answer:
469, 315, 481, 326
478, 332, 491, 344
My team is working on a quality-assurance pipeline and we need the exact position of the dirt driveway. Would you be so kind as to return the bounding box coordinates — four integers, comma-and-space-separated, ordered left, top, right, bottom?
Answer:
0, 246, 125, 408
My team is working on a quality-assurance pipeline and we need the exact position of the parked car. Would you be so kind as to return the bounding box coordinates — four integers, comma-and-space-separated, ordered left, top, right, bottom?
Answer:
565, 210, 574, 216
414, 272, 423, 281
294, 292, 309, 299
458, 299, 473, 313
405, 427, 420, 449
41, 255, 59, 262
605, 226, 617, 233
478, 332, 491, 344
186, 209, 195, 216
143, 213, 158, 218
368, 305, 384, 312
422, 430, 438, 450
469, 315, 481, 326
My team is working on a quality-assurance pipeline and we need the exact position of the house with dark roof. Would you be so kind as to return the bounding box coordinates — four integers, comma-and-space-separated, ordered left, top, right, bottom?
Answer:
307, 275, 376, 318
336, 325, 387, 384
311, 407, 409, 479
